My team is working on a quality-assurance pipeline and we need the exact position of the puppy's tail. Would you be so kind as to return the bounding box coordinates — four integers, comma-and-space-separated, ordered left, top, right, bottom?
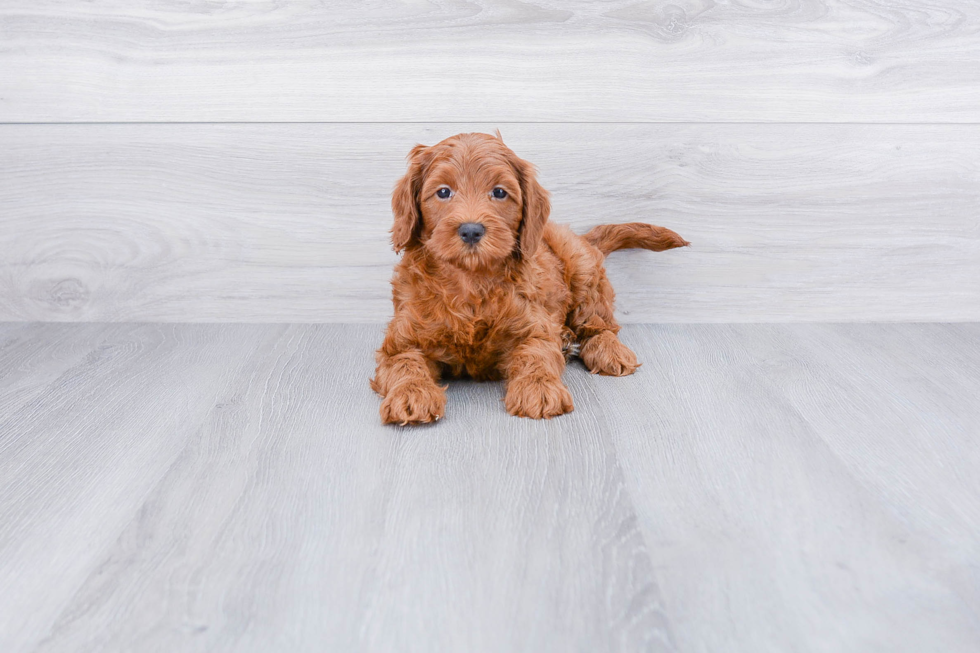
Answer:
583, 222, 690, 257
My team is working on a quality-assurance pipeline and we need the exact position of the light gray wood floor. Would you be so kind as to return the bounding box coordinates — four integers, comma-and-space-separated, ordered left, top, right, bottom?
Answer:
1, 322, 977, 652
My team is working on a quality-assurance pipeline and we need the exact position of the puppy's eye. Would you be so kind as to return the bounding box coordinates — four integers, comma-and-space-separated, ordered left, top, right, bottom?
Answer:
436, 187, 452, 199
492, 187, 507, 199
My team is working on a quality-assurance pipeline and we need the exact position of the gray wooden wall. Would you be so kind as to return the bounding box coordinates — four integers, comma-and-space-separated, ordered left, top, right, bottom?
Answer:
1, 1, 978, 323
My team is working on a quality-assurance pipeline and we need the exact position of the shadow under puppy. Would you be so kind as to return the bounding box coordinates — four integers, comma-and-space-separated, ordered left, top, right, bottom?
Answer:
371, 131, 688, 425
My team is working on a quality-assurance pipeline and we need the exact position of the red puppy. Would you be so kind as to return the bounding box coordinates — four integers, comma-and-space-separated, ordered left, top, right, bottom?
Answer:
371, 132, 688, 424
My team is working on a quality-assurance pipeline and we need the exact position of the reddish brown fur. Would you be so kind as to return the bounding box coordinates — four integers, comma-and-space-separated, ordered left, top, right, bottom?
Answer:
371, 132, 689, 424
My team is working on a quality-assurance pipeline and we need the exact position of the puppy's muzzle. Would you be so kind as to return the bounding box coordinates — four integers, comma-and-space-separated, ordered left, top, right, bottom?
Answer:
458, 222, 486, 245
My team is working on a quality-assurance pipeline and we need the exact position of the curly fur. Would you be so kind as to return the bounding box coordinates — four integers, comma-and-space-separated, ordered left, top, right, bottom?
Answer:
371, 131, 689, 424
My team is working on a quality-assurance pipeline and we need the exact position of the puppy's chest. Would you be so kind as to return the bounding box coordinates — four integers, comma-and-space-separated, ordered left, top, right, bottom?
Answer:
416, 294, 514, 366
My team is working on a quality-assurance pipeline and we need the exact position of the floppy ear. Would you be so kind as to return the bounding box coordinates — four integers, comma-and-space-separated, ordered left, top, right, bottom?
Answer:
511, 155, 551, 260
391, 144, 429, 253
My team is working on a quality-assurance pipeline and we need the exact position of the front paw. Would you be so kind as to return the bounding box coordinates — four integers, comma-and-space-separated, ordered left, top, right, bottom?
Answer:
505, 376, 574, 419
580, 331, 640, 377
380, 381, 446, 426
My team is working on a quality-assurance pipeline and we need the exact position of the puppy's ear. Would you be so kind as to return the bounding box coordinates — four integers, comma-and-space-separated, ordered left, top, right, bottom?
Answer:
511, 155, 551, 260
494, 128, 504, 142
391, 144, 430, 253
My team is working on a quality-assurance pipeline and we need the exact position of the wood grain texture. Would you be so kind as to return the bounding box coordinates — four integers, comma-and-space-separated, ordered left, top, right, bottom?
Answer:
1, 1, 979, 123
0, 323, 673, 653
0, 322, 112, 416
0, 323, 277, 652
1, 123, 977, 323
1, 322, 978, 651
589, 323, 980, 653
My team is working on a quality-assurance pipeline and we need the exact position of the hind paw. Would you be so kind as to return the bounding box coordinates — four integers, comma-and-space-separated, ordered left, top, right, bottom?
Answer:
580, 331, 640, 376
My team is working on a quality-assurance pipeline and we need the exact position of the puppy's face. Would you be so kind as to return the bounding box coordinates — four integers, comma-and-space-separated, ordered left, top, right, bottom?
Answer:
419, 137, 521, 270
391, 132, 550, 270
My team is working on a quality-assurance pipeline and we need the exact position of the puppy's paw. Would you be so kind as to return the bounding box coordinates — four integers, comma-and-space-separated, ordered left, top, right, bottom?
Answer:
580, 331, 640, 377
380, 381, 446, 426
505, 376, 574, 419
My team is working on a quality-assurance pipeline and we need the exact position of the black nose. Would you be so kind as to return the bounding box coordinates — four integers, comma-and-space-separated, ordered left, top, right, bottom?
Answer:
458, 222, 486, 245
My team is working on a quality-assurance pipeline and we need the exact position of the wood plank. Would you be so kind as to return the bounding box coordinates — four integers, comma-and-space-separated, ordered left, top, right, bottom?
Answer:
745, 323, 980, 616
0, 323, 673, 652
2, 323, 979, 650
0, 322, 109, 415
1, 123, 977, 323
0, 323, 280, 652
589, 324, 980, 652
1, 1, 979, 123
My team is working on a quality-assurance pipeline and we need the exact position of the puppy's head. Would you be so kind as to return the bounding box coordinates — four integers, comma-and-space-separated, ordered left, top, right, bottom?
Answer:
391, 131, 550, 271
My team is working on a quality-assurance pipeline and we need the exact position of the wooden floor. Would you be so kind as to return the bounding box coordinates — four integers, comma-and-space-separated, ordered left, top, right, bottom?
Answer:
1, 322, 977, 652
3, 2, 978, 651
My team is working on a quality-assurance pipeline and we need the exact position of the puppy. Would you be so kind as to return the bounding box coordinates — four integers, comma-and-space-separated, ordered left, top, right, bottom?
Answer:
371, 131, 688, 425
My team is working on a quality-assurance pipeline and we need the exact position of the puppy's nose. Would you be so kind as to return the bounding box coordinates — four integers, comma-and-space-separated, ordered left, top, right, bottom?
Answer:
458, 222, 486, 245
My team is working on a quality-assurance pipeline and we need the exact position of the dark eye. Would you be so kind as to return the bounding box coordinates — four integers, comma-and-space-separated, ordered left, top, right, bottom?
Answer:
492, 187, 507, 199
436, 187, 452, 199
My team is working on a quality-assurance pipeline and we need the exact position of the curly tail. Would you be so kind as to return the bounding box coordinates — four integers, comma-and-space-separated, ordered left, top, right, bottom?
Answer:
583, 222, 690, 257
